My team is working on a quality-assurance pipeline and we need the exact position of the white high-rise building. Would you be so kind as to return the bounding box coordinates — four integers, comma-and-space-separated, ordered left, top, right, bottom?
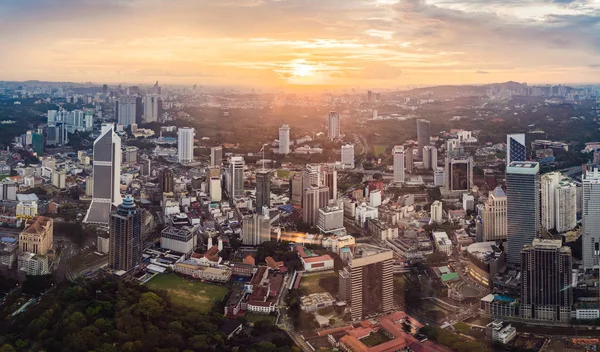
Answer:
506, 134, 526, 166
47, 110, 57, 124
556, 180, 577, 233
482, 186, 507, 241
541, 172, 561, 233
430, 200, 443, 223
583, 168, 600, 269
328, 112, 340, 140
84, 124, 122, 225
341, 144, 355, 168
177, 127, 194, 163
211, 146, 223, 167
116, 96, 137, 126
143, 95, 161, 122
392, 146, 405, 183
303, 164, 321, 190
228, 156, 245, 199
423, 146, 438, 170
278, 124, 290, 154
209, 176, 222, 202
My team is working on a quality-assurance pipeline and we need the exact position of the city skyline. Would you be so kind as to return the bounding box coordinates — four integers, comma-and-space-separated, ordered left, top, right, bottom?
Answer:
1, 1, 600, 88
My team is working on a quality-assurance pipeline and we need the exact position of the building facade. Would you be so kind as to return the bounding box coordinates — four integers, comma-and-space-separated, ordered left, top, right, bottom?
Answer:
583, 168, 600, 269
328, 111, 341, 139
177, 127, 194, 163
278, 124, 290, 154
303, 186, 330, 227
482, 186, 507, 241
19, 216, 53, 255
255, 170, 271, 214
416, 119, 431, 159
506, 134, 526, 166
392, 146, 405, 183
211, 146, 223, 167
109, 197, 142, 272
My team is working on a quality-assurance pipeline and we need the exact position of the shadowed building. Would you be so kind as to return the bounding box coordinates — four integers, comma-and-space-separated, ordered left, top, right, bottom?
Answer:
109, 196, 142, 272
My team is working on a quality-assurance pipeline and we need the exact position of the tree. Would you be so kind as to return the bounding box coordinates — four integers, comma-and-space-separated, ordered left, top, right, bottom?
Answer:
136, 292, 164, 319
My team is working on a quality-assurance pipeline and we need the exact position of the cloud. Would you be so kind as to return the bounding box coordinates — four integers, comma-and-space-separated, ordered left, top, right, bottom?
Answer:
475, 70, 490, 74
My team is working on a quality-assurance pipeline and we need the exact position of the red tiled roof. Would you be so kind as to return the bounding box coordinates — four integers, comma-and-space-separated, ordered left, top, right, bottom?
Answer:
367, 338, 407, 352
303, 254, 333, 263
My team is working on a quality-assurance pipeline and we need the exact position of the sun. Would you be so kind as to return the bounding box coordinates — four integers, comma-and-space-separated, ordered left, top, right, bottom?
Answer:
290, 62, 315, 77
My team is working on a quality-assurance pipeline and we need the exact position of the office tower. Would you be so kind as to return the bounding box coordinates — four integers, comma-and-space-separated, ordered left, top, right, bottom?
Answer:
177, 127, 194, 163
445, 156, 473, 191
210, 176, 222, 202
318, 206, 344, 233
241, 211, 271, 246
423, 146, 438, 170
321, 166, 338, 201
392, 146, 405, 183
211, 146, 223, 167
328, 111, 341, 140
84, 111, 93, 131
302, 186, 329, 226
506, 134, 526, 166
109, 196, 142, 272
341, 144, 355, 168
430, 200, 443, 223
19, 216, 53, 255
256, 170, 271, 214
46, 122, 68, 146
583, 168, 600, 269
541, 172, 561, 233
279, 124, 290, 154
339, 245, 394, 321
124, 146, 138, 165
521, 239, 572, 322
0, 179, 17, 201
303, 164, 321, 190
555, 180, 577, 233
140, 158, 151, 176
161, 168, 174, 193
290, 172, 303, 207
115, 96, 137, 126
482, 186, 508, 241
416, 119, 431, 158
434, 168, 444, 187
506, 161, 540, 265
152, 81, 161, 95
47, 110, 57, 124
84, 124, 123, 225
405, 148, 414, 172
32, 133, 44, 156
143, 95, 161, 122
102, 84, 108, 94
228, 156, 245, 199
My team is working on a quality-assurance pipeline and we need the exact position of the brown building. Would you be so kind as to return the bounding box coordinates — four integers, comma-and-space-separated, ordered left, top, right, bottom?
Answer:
19, 216, 53, 255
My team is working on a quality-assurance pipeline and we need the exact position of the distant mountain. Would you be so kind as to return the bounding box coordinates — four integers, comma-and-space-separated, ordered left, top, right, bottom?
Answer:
394, 81, 528, 97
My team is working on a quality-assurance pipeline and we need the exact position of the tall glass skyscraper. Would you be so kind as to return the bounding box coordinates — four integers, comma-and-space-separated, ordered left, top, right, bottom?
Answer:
506, 134, 526, 165
416, 119, 431, 159
109, 196, 142, 272
506, 161, 540, 265
583, 168, 600, 269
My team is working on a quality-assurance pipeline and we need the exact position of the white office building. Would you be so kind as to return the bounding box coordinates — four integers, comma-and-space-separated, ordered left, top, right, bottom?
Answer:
211, 146, 223, 167
278, 124, 290, 154
116, 96, 137, 126
369, 189, 382, 207
392, 146, 405, 184
430, 200, 443, 223
583, 168, 600, 269
555, 180, 577, 233
143, 95, 161, 122
160, 227, 196, 255
341, 144, 355, 168
317, 206, 344, 233
177, 127, 194, 163
210, 176, 222, 202
541, 172, 561, 233
423, 146, 438, 170
433, 231, 452, 256
228, 156, 245, 198
328, 112, 340, 139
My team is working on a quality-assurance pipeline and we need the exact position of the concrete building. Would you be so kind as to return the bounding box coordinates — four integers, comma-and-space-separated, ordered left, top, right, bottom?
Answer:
161, 227, 195, 255
445, 156, 473, 192
161, 168, 174, 193
433, 231, 452, 256
462, 193, 475, 212
369, 189, 382, 207
405, 148, 414, 172
541, 172, 561, 233
506, 134, 526, 166
321, 166, 338, 201
84, 124, 123, 225
0, 179, 17, 201
303, 186, 329, 227
109, 197, 142, 272
303, 164, 321, 190
521, 239, 572, 322
241, 210, 271, 246
328, 111, 340, 139
210, 176, 222, 202
143, 94, 161, 122
339, 244, 394, 321
115, 95, 138, 126
278, 124, 290, 154
434, 168, 445, 187
482, 186, 507, 241
416, 119, 431, 159
423, 145, 438, 170
211, 146, 223, 167
341, 144, 355, 168
355, 203, 378, 228
465, 242, 505, 288
392, 146, 405, 184
18, 252, 49, 276
177, 127, 194, 163
16, 195, 38, 219
555, 180, 577, 233
0, 239, 18, 269
317, 206, 344, 233
583, 168, 600, 269
51, 169, 66, 189
430, 200, 443, 223
506, 161, 540, 265
486, 320, 517, 344
125, 146, 138, 165
255, 170, 271, 214
19, 216, 53, 255
290, 172, 303, 207
228, 156, 245, 199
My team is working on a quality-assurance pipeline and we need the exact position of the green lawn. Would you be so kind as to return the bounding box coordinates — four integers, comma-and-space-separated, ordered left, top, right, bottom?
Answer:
299, 272, 339, 295
373, 144, 387, 157
146, 274, 229, 313
362, 331, 392, 347
277, 169, 290, 178
246, 313, 276, 324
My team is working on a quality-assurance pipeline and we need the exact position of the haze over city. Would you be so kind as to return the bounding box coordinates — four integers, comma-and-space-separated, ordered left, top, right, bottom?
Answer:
2, 0, 600, 88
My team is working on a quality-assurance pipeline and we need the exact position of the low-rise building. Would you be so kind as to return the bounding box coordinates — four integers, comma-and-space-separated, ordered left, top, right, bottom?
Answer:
18, 252, 49, 276
317, 206, 344, 233
0, 238, 18, 270
432, 231, 452, 256
368, 219, 398, 241
302, 255, 334, 272
486, 320, 516, 344
465, 242, 505, 288
160, 227, 196, 255
300, 292, 336, 312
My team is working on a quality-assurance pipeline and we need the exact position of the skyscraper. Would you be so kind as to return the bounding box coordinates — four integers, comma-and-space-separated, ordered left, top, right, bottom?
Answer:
341, 144, 355, 168
405, 148, 414, 172
210, 176, 222, 202
177, 127, 194, 163
541, 172, 561, 233
256, 170, 271, 214
339, 244, 394, 321
445, 156, 473, 191
115, 96, 137, 126
143, 94, 161, 122
303, 164, 321, 190
583, 168, 600, 269
520, 239, 572, 322
416, 119, 431, 159
482, 186, 507, 241
290, 172, 303, 207
302, 185, 329, 227
392, 146, 405, 184
321, 166, 338, 201
228, 156, 245, 199
555, 180, 577, 233
328, 111, 340, 140
211, 146, 223, 167
84, 124, 123, 225
506, 161, 540, 265
161, 168, 174, 193
506, 134, 526, 166
278, 124, 290, 154
423, 145, 438, 170
109, 196, 142, 272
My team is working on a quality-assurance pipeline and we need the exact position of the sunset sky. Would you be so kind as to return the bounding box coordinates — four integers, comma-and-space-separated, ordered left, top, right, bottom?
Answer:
1, 0, 600, 88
